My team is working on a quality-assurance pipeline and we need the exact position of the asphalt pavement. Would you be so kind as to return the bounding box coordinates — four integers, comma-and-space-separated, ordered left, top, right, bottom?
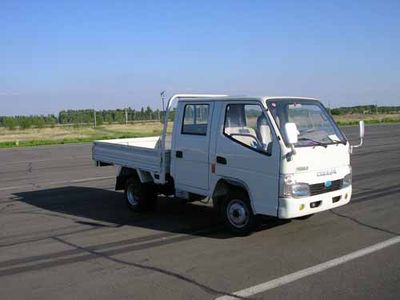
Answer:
0, 124, 399, 300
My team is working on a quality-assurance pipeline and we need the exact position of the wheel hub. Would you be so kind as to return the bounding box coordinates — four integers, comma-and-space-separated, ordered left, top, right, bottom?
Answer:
127, 184, 139, 206
227, 200, 249, 228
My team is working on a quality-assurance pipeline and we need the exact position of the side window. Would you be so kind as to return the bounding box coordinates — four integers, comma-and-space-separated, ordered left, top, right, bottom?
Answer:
181, 104, 209, 135
224, 104, 273, 154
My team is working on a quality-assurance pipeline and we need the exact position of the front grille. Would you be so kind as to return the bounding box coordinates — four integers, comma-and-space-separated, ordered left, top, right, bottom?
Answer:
310, 179, 343, 196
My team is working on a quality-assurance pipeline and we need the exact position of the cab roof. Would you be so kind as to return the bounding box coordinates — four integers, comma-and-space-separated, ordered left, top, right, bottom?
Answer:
178, 96, 319, 102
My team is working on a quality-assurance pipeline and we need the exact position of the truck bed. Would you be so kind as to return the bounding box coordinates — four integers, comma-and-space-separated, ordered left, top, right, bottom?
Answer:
92, 136, 171, 174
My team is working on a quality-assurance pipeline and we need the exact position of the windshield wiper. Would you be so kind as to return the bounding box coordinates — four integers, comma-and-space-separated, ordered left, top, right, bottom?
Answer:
325, 135, 346, 145
298, 137, 327, 148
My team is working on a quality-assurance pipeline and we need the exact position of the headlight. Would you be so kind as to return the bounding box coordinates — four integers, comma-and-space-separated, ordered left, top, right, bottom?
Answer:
280, 174, 295, 197
343, 172, 352, 187
291, 183, 310, 198
280, 174, 310, 198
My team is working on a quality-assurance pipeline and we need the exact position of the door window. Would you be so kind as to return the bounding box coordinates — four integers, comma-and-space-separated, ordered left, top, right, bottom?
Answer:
224, 104, 273, 154
181, 104, 209, 135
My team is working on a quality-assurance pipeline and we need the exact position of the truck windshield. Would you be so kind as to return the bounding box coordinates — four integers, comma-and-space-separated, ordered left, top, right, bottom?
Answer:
267, 99, 346, 147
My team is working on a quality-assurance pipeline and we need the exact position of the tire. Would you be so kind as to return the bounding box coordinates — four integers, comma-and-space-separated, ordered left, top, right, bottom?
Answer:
124, 178, 157, 212
296, 214, 314, 220
221, 191, 256, 235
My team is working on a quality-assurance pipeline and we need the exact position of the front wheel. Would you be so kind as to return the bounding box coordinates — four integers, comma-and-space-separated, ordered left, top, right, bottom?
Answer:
221, 192, 256, 235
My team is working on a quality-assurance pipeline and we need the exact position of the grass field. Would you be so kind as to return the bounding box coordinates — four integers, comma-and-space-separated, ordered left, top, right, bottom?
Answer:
0, 114, 399, 148
334, 113, 400, 126
0, 122, 165, 148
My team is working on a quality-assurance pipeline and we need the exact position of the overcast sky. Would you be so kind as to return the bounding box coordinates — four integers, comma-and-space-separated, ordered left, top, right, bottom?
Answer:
1, 0, 399, 116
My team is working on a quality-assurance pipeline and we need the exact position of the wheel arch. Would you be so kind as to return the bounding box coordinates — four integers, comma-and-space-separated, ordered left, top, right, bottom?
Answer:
116, 167, 156, 190
115, 167, 139, 190
211, 178, 254, 213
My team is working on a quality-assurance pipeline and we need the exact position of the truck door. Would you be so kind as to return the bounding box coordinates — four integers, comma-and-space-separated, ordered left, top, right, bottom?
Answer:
171, 102, 213, 194
214, 102, 280, 216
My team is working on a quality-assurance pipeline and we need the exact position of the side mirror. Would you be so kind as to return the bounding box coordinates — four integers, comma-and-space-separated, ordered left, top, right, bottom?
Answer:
285, 123, 298, 145
359, 120, 365, 138
284, 123, 298, 160
350, 120, 365, 153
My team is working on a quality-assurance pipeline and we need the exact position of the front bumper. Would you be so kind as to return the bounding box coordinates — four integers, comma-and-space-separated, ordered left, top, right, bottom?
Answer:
278, 185, 352, 219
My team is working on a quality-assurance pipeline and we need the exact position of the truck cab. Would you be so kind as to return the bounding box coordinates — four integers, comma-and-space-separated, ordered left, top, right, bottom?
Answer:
93, 94, 364, 235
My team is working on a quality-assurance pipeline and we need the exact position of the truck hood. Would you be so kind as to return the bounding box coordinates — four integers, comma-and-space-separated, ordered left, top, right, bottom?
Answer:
281, 143, 350, 182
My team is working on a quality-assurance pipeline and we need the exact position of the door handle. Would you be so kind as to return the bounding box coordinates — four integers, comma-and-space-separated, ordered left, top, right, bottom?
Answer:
216, 156, 227, 165
176, 150, 183, 158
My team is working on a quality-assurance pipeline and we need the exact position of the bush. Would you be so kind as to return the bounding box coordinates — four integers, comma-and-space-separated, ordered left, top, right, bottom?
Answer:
19, 118, 32, 129
3, 117, 17, 129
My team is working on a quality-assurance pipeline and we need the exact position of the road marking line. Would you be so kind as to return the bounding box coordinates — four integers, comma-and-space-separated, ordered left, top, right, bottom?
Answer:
0, 185, 32, 192
70, 176, 114, 183
0, 176, 114, 192
1, 156, 89, 165
216, 236, 400, 300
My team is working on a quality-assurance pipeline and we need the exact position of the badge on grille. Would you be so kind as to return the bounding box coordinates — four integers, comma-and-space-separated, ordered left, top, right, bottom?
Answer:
324, 181, 332, 188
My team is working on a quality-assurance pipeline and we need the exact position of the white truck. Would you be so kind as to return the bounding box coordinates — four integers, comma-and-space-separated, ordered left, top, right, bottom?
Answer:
93, 94, 364, 234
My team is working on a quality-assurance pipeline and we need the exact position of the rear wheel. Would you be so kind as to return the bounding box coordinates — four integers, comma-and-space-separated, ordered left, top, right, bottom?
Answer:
124, 178, 157, 212
221, 191, 256, 235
